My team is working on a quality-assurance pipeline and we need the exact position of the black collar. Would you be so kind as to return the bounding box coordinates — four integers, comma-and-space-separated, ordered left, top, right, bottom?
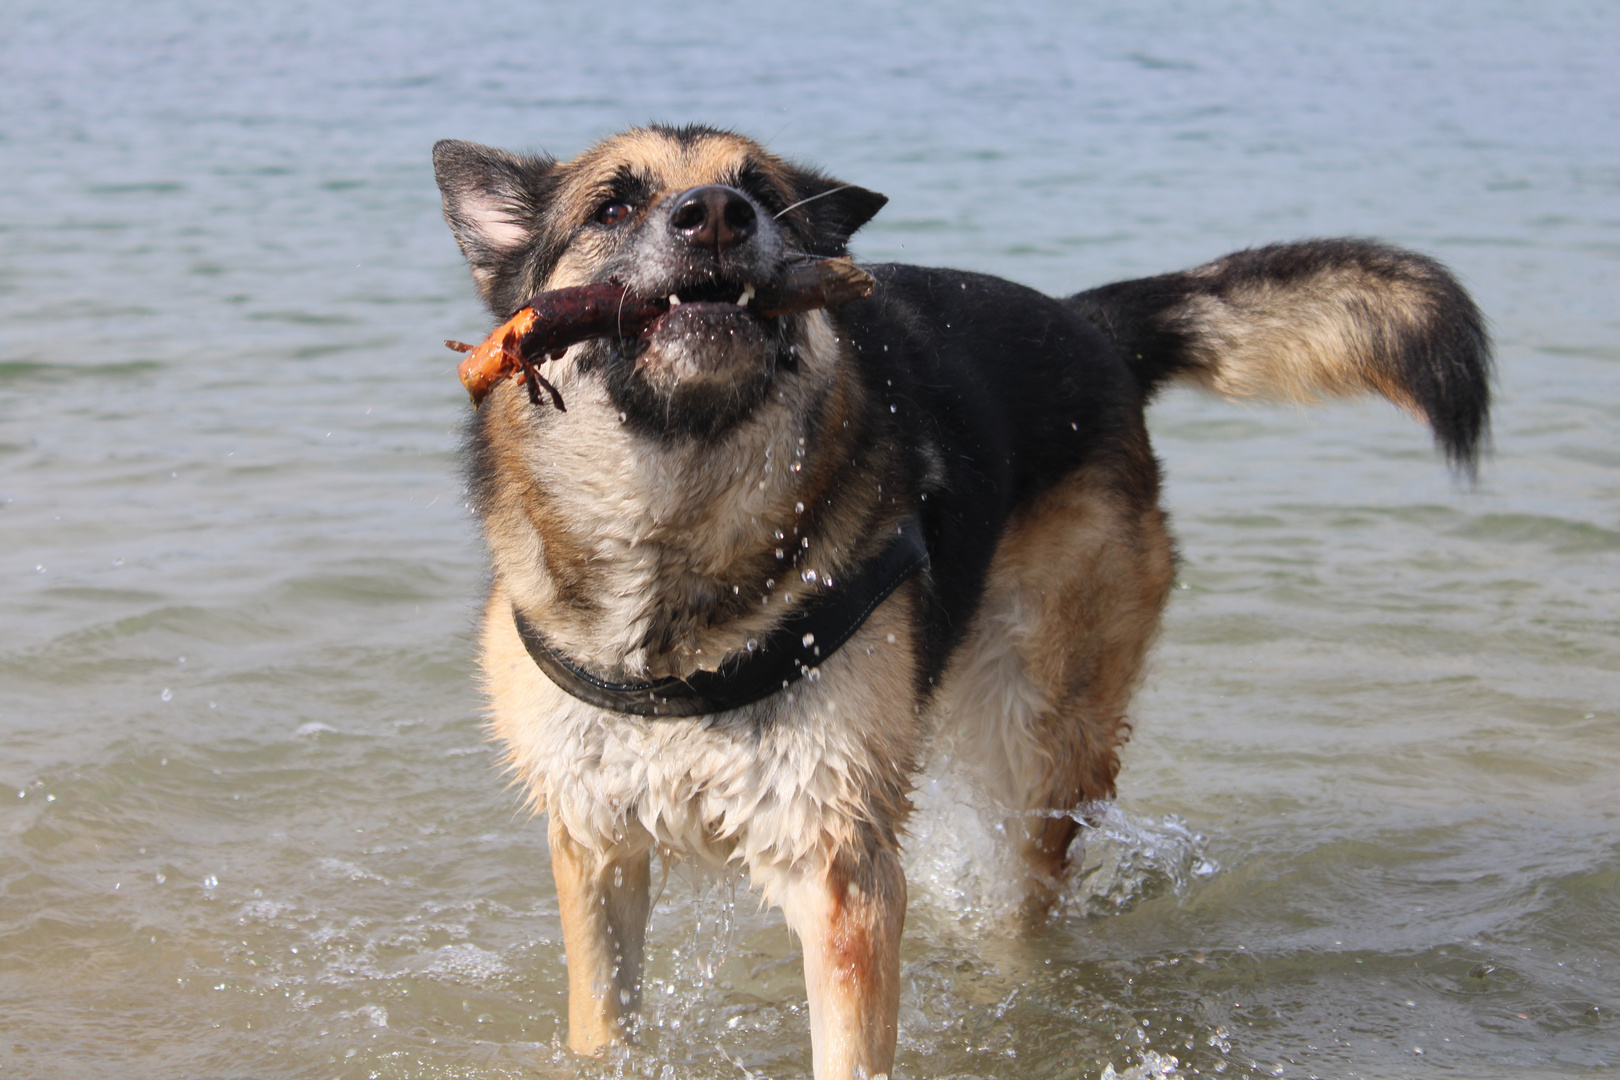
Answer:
512, 517, 929, 717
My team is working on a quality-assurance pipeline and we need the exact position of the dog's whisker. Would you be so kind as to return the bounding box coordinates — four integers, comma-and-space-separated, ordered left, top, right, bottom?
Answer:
773, 184, 854, 220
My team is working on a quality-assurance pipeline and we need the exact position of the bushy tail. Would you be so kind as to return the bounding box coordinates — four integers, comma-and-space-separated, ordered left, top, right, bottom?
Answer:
1068, 239, 1492, 475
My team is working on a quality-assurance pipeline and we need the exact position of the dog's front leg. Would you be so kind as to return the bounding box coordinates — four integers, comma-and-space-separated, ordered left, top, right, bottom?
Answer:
549, 816, 651, 1055
781, 845, 906, 1080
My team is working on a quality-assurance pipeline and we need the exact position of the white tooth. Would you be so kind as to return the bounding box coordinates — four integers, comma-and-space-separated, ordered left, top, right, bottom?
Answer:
737, 284, 756, 307
668, 294, 681, 306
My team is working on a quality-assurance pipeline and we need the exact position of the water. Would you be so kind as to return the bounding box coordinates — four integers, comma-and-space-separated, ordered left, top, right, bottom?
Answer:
2, 2, 1617, 1077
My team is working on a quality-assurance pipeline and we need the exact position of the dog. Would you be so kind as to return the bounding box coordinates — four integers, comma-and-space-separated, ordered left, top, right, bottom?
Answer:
432, 124, 1489, 1079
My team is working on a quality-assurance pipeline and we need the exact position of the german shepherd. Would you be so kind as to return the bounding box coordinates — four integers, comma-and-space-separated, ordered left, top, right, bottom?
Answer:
432, 125, 1489, 1079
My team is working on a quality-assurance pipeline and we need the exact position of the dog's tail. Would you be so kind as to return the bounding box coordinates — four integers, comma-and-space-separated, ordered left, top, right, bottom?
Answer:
1067, 239, 1492, 475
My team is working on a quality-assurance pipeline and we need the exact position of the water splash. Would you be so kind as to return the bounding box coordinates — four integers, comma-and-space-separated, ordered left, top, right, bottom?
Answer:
639, 862, 741, 1045
1064, 803, 1218, 918
1100, 1049, 1186, 1079
906, 762, 1217, 927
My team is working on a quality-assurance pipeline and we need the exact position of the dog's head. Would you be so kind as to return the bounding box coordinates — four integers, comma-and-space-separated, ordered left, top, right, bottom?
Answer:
433, 126, 886, 437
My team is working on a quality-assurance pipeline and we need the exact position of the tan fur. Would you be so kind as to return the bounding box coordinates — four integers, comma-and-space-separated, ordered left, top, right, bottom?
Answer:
1172, 261, 1438, 416
780, 845, 906, 1079
545, 131, 800, 294
935, 452, 1175, 919
549, 818, 651, 1055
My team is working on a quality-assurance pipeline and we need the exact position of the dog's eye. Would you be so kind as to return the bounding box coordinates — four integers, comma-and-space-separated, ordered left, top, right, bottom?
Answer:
596, 202, 633, 227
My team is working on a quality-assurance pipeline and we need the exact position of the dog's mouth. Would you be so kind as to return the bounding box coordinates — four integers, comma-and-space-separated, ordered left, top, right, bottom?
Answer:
663, 278, 759, 311
589, 257, 873, 437
638, 277, 763, 339
628, 275, 775, 379
597, 273, 781, 437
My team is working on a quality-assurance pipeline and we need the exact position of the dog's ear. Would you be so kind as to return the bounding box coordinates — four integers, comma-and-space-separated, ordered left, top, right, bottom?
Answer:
782, 170, 888, 255
433, 139, 555, 310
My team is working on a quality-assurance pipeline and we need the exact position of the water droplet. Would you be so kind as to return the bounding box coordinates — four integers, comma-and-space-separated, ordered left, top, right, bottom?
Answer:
155, 872, 166, 884
806, 668, 821, 682
112, 558, 124, 567
612, 866, 623, 887
618, 411, 627, 423
765, 578, 775, 589
801, 537, 810, 548
794, 502, 805, 514
746, 638, 758, 652
203, 875, 218, 889
791, 462, 802, 472
889, 404, 897, 413
802, 633, 816, 647
160, 688, 172, 702
774, 529, 785, 541
774, 547, 785, 559
886, 633, 896, 644
802, 569, 818, 584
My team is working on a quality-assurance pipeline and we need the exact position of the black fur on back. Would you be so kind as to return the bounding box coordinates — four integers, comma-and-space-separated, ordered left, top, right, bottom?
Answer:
840, 265, 1159, 676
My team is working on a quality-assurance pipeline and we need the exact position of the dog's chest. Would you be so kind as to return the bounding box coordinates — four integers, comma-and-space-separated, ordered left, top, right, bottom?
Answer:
482, 581, 925, 879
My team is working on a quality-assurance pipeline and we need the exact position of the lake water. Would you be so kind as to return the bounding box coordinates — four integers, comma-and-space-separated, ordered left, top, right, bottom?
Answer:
2, 2, 1617, 1078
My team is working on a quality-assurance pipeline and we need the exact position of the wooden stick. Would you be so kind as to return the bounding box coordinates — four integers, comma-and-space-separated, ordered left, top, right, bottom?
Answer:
445, 259, 875, 407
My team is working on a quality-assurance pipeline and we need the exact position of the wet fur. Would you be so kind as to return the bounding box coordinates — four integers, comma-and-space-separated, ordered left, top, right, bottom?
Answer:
434, 125, 1490, 1078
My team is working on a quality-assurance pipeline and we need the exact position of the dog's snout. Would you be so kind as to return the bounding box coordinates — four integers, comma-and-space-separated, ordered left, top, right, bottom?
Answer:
668, 185, 758, 255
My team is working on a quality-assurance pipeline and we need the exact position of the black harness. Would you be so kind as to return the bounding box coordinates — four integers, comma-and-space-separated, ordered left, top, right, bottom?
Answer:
512, 517, 929, 717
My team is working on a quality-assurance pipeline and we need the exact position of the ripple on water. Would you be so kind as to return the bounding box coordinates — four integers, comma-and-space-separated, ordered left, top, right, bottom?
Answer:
1451, 512, 1620, 554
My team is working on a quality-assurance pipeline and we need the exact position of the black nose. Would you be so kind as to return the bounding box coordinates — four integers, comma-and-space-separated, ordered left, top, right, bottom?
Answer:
667, 185, 758, 255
